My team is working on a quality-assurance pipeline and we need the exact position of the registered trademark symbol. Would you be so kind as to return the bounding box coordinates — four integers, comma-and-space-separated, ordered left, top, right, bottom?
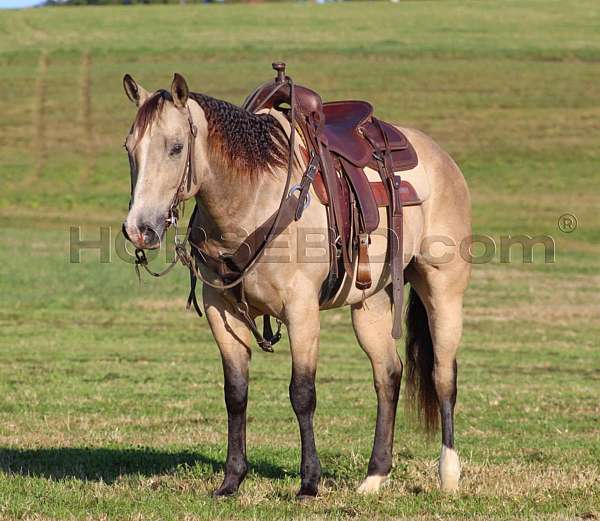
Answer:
558, 213, 577, 233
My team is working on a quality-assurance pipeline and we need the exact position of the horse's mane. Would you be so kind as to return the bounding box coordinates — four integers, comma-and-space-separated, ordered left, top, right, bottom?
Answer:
132, 90, 288, 178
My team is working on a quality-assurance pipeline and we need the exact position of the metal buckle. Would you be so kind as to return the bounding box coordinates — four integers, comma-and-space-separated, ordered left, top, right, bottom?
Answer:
134, 248, 147, 265
166, 208, 178, 229
372, 151, 384, 162
235, 299, 250, 317
288, 184, 311, 210
305, 155, 319, 181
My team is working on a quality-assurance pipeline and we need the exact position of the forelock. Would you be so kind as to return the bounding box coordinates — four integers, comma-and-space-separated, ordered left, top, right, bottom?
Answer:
132, 90, 173, 143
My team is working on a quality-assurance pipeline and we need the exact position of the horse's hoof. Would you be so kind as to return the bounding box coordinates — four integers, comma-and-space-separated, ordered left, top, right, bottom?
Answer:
296, 485, 318, 500
438, 446, 460, 492
212, 484, 238, 498
357, 474, 389, 494
296, 493, 317, 501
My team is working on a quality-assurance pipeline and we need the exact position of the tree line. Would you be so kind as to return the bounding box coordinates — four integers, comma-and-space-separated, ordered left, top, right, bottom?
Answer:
43, 1, 219, 5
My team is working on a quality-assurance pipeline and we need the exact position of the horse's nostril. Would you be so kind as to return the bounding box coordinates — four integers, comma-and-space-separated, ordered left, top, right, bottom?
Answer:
139, 224, 159, 246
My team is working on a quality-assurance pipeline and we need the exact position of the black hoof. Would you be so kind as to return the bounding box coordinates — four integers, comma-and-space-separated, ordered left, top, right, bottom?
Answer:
212, 483, 239, 498
212, 464, 247, 498
296, 485, 318, 500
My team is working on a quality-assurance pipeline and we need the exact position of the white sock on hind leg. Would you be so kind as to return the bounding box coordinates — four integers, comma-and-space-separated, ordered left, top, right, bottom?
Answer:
439, 446, 460, 492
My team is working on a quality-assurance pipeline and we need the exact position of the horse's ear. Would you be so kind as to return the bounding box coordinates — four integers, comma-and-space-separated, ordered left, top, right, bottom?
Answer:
123, 74, 149, 107
171, 73, 189, 108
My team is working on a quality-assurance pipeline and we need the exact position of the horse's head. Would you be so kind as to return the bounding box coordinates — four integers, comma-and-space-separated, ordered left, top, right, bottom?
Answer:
122, 73, 203, 250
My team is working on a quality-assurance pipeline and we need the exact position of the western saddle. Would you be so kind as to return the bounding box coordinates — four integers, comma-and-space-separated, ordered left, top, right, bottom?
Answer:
241, 63, 419, 341
169, 63, 422, 351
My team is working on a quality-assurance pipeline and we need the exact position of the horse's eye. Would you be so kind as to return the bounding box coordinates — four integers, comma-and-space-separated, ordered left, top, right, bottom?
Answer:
170, 143, 184, 156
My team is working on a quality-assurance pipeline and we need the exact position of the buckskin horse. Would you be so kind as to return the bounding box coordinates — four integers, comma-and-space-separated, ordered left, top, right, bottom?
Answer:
121, 64, 471, 497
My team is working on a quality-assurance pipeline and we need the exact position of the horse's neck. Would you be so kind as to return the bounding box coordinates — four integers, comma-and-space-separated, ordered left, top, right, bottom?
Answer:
187, 99, 297, 252
194, 157, 287, 252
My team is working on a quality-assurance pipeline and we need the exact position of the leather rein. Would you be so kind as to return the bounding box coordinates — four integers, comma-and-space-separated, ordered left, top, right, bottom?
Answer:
128, 78, 313, 351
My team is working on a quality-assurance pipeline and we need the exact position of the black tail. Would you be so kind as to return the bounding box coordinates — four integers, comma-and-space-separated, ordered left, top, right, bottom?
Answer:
404, 286, 439, 434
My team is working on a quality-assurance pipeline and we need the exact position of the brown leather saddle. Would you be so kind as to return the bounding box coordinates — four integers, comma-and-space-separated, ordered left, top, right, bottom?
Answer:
243, 63, 422, 339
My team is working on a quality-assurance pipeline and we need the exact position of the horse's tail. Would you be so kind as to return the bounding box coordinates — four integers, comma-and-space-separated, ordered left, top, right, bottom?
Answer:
404, 286, 439, 434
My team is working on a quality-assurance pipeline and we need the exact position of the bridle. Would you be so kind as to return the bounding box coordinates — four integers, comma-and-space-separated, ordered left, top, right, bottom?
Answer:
166, 105, 198, 229
125, 104, 198, 278
126, 105, 198, 230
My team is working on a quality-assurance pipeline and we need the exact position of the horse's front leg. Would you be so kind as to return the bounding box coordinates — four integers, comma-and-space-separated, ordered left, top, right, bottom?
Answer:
204, 286, 252, 497
286, 299, 322, 498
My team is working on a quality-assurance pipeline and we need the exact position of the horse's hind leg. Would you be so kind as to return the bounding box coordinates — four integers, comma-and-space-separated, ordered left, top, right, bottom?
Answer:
352, 290, 403, 494
203, 286, 252, 497
427, 290, 462, 492
406, 263, 469, 492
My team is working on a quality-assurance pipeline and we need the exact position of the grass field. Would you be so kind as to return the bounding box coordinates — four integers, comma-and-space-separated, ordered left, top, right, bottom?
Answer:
1, 1, 599, 519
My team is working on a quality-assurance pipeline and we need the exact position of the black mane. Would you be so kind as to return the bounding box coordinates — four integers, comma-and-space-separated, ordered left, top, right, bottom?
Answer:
132, 90, 288, 177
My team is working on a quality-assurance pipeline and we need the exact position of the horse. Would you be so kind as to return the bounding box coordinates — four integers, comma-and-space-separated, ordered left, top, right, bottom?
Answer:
121, 72, 471, 498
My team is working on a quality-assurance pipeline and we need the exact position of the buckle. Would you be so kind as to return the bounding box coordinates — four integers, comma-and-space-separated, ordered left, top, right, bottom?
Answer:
305, 155, 319, 180
134, 248, 147, 266
288, 184, 311, 210
166, 207, 179, 229
372, 151, 384, 162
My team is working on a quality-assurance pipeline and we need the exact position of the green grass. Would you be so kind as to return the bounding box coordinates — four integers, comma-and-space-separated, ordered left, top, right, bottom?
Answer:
1, 1, 599, 519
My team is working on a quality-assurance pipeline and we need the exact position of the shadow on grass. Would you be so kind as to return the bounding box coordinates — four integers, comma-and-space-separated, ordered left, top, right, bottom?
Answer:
0, 447, 290, 483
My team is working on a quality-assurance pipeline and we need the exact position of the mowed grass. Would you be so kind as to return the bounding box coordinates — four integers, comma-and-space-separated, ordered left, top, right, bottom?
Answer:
0, 1, 599, 519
